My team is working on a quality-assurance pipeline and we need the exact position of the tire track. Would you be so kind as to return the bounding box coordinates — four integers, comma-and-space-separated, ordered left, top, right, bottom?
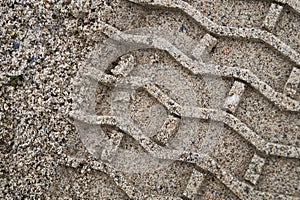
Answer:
127, 0, 300, 66
72, 78, 300, 160
69, 111, 298, 200
97, 23, 300, 112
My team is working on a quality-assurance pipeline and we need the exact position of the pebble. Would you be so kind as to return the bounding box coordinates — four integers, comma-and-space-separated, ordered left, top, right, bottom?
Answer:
13, 43, 20, 49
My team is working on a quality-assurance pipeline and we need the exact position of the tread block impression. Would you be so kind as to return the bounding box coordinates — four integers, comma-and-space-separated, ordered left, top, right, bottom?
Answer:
244, 154, 265, 185
223, 81, 246, 114
263, 3, 283, 31
183, 169, 205, 199
284, 67, 300, 99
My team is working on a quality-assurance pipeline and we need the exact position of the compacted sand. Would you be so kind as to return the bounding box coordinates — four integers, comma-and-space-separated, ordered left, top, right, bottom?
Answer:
0, 0, 299, 199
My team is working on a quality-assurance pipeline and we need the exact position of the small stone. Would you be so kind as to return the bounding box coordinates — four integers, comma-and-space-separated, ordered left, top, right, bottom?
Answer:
179, 25, 187, 32
3, 103, 9, 111
10, 31, 16, 37
13, 43, 20, 49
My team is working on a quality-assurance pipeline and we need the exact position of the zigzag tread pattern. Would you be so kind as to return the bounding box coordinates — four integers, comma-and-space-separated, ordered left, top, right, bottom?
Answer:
70, 111, 298, 200
78, 58, 300, 159
99, 23, 300, 112
71, 2, 300, 198
127, 0, 300, 66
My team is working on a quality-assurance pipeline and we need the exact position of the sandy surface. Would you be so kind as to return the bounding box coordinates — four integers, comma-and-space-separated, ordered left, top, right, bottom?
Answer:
0, 0, 299, 199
